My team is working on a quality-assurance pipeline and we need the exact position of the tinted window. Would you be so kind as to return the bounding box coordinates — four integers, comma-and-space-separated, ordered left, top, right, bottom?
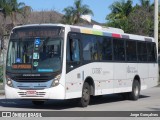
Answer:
113, 39, 125, 61
137, 42, 147, 62
82, 35, 98, 61
147, 42, 157, 62
126, 40, 137, 61
67, 38, 80, 62
99, 37, 112, 61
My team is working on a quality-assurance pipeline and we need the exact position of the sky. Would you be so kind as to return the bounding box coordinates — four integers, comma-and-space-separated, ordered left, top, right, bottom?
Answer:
18, 0, 155, 23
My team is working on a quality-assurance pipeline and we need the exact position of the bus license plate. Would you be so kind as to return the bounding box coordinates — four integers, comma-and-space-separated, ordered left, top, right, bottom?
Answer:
26, 91, 37, 96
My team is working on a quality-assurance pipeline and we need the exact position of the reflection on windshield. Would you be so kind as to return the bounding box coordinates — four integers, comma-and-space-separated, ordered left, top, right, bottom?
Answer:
7, 37, 62, 73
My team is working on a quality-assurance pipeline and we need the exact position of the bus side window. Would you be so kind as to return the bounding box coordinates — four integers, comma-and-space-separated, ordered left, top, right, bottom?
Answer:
147, 42, 157, 63
67, 38, 80, 62
137, 42, 147, 62
113, 38, 125, 61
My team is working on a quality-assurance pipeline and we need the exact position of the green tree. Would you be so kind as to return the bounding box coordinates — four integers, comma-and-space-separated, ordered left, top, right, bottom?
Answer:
106, 0, 155, 36
0, 0, 11, 19
106, 0, 133, 32
127, 0, 154, 36
136, 0, 154, 12
128, 7, 154, 36
0, 0, 27, 27
8, 0, 26, 26
63, 0, 93, 25
139, 0, 150, 7
0, 0, 12, 36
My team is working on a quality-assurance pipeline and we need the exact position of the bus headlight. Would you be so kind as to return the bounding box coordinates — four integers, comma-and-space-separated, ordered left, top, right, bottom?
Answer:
6, 76, 13, 87
51, 74, 61, 87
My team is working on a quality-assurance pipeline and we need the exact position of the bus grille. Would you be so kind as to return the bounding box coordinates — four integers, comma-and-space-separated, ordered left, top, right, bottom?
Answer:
12, 76, 52, 82
18, 92, 46, 97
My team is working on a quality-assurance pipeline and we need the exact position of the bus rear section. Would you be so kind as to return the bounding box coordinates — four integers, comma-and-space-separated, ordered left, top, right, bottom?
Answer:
64, 26, 158, 107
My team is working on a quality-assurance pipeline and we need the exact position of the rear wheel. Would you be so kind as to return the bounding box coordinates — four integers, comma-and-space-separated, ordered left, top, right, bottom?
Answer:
128, 80, 140, 100
79, 82, 91, 107
32, 101, 45, 106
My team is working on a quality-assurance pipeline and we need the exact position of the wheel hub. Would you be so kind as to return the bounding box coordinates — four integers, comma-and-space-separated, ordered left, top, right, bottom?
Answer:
134, 86, 139, 96
83, 88, 89, 101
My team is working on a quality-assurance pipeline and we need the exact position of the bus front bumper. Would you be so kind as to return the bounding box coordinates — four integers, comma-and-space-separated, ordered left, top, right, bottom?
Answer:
5, 84, 65, 100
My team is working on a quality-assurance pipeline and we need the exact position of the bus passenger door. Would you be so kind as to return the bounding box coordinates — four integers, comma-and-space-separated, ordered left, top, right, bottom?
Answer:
65, 33, 82, 99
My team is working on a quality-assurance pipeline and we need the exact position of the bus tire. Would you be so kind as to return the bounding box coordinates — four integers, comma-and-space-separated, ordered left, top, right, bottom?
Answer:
32, 101, 45, 106
129, 80, 140, 100
79, 82, 91, 107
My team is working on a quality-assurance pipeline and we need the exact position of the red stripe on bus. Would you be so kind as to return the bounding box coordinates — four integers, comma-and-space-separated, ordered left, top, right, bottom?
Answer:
112, 33, 121, 38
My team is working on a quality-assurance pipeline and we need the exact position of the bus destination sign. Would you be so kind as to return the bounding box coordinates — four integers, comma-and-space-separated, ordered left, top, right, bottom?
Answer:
12, 64, 32, 69
11, 27, 61, 38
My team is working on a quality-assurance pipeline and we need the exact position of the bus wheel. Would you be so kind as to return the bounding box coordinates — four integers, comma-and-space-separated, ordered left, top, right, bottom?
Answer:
129, 80, 140, 100
79, 82, 91, 107
32, 101, 45, 106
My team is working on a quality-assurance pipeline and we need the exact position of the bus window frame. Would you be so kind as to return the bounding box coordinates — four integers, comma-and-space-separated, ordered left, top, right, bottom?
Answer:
66, 32, 82, 71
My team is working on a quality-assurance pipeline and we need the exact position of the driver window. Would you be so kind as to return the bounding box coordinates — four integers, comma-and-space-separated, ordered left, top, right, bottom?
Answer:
67, 38, 80, 62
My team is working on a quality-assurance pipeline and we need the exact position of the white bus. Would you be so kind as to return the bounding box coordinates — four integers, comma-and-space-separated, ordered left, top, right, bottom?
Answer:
5, 24, 158, 107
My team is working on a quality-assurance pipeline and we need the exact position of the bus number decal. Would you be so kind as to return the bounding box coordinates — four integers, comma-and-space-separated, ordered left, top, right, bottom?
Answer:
92, 68, 102, 74
127, 66, 138, 73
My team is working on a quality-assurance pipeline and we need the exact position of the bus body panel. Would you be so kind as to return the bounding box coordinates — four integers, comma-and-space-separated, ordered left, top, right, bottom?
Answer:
65, 63, 158, 99
65, 62, 114, 99
113, 63, 127, 93
126, 63, 138, 90
148, 63, 159, 88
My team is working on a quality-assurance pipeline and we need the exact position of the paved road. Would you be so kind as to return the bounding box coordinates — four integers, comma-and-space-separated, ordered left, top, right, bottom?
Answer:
0, 86, 159, 111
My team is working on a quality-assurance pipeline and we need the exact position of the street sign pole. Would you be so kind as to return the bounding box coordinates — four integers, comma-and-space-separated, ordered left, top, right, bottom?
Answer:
154, 0, 159, 54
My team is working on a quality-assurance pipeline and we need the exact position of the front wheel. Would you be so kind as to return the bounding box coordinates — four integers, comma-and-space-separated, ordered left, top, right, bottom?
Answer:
128, 80, 140, 100
79, 82, 91, 107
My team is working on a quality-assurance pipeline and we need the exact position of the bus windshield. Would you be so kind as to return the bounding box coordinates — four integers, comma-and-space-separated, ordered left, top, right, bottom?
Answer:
6, 26, 64, 73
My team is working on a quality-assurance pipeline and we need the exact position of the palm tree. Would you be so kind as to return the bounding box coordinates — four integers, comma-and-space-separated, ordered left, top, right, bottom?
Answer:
139, 0, 150, 7
63, 0, 94, 25
0, 0, 26, 27
106, 0, 133, 32
138, 0, 153, 12
63, 7, 75, 25
8, 0, 26, 26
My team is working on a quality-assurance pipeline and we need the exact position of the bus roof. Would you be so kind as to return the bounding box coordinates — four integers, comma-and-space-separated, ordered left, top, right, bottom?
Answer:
12, 24, 155, 42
